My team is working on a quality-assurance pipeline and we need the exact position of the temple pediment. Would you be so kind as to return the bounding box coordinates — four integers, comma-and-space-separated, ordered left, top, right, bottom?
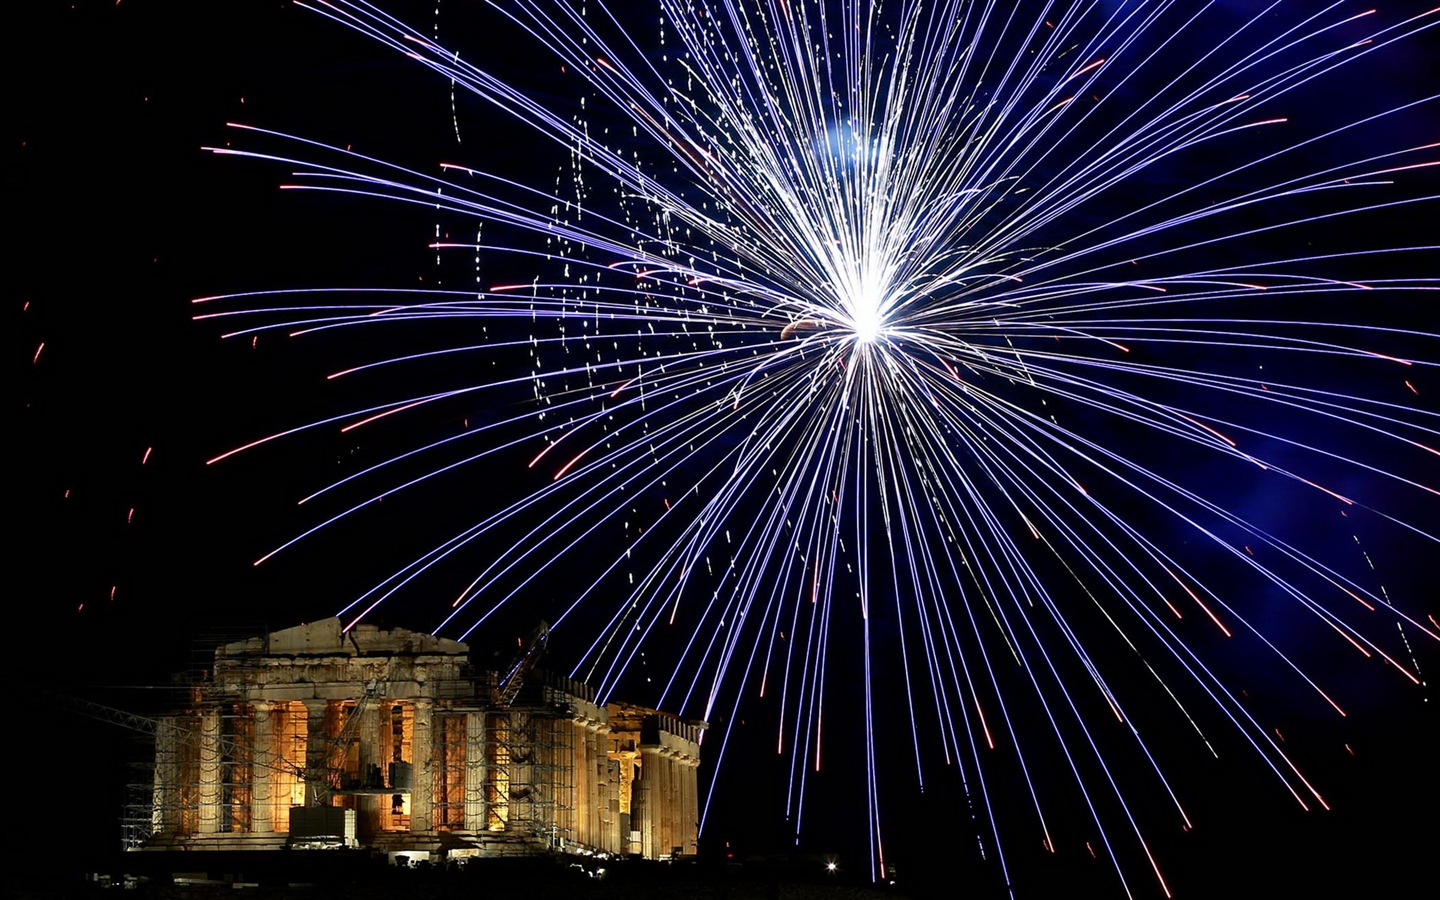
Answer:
216, 618, 469, 659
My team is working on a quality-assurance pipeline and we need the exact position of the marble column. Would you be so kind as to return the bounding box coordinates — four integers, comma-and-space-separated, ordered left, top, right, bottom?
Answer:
356, 701, 383, 837
464, 711, 486, 831
638, 745, 659, 859
197, 708, 222, 834
588, 724, 605, 852
681, 753, 699, 855
302, 699, 331, 807
153, 717, 181, 833
410, 698, 433, 833
658, 749, 675, 856
250, 701, 274, 834
569, 719, 586, 849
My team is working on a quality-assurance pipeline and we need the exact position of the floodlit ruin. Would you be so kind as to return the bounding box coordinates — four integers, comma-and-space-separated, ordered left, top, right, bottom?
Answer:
132, 619, 702, 863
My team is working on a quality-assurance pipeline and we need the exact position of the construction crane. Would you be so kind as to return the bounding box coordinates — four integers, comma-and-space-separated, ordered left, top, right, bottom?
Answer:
495, 622, 549, 708
54, 682, 395, 813
52, 689, 308, 781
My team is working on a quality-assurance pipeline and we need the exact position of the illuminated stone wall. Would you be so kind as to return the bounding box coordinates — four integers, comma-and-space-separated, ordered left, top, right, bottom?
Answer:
140, 619, 701, 861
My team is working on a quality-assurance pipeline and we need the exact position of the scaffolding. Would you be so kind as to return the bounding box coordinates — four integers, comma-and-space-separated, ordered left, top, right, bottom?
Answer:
472, 697, 575, 850
119, 661, 580, 853
76, 619, 699, 862
75, 681, 261, 850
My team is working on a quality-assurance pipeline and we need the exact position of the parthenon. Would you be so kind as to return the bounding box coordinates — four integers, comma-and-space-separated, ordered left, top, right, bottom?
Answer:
135, 619, 702, 862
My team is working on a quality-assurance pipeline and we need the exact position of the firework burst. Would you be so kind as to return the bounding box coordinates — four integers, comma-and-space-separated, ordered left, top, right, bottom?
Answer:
196, 1, 1438, 895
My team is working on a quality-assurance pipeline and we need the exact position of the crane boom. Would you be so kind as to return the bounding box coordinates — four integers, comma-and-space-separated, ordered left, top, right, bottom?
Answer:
495, 622, 549, 707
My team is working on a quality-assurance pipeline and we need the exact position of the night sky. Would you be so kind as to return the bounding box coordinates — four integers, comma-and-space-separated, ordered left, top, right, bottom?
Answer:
15, 2, 1438, 897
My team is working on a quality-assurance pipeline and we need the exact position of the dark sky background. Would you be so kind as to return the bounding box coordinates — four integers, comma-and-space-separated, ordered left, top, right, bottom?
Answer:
14, 2, 1437, 897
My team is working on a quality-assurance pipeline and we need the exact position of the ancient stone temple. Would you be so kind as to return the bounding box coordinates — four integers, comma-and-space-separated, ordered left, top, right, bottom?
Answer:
135, 619, 702, 862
